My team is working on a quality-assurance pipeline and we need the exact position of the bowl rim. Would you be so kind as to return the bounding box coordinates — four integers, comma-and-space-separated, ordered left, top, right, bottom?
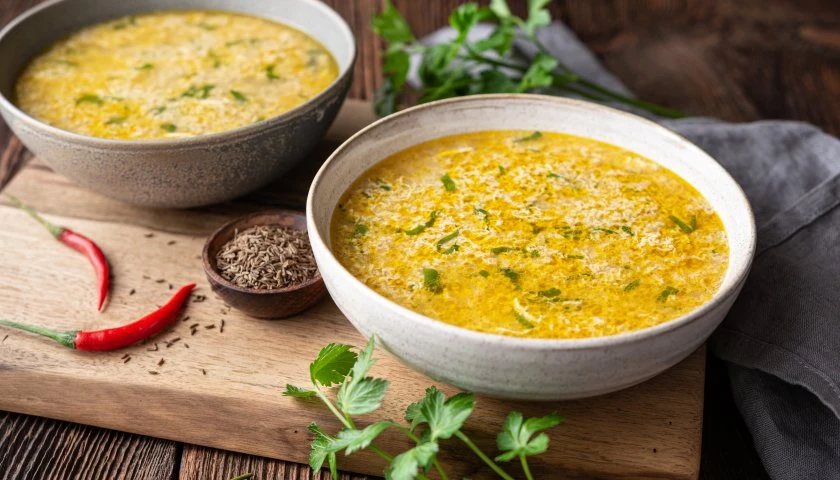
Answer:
0, 0, 356, 150
306, 93, 757, 350
202, 209, 324, 296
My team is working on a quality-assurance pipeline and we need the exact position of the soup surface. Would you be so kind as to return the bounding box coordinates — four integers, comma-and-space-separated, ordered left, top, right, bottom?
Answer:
15, 10, 339, 140
332, 131, 729, 339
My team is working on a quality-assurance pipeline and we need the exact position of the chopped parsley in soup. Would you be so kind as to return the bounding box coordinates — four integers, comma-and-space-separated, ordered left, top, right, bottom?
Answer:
331, 131, 729, 339
15, 11, 338, 140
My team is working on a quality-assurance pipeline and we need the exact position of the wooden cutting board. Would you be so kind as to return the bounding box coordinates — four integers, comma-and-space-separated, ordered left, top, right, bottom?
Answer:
0, 100, 703, 480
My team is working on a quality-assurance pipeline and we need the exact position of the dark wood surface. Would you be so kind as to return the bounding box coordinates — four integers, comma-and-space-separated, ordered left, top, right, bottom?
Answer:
1, 1, 838, 479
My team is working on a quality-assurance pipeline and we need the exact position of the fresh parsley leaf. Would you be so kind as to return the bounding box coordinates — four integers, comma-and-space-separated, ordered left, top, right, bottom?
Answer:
181, 84, 214, 99
308, 423, 338, 478
518, 52, 558, 91
500, 268, 520, 287
547, 172, 560, 178
160, 123, 177, 133
435, 230, 459, 249
523, 0, 552, 36
657, 286, 679, 302
135, 63, 153, 70
449, 3, 481, 36
495, 411, 563, 461
333, 421, 394, 455
265, 65, 281, 80
405, 387, 475, 440
492, 246, 513, 254
76, 93, 103, 106
283, 384, 317, 398
371, 0, 415, 44
337, 339, 389, 415
475, 207, 489, 218
621, 225, 634, 236
624, 279, 641, 292
422, 268, 442, 294
478, 270, 490, 278
514, 312, 534, 329
309, 343, 357, 386
669, 215, 695, 233
489, 0, 512, 19
690, 215, 698, 231
440, 173, 457, 192
592, 227, 616, 235
230, 90, 248, 102
405, 211, 438, 236
514, 131, 542, 142
105, 116, 126, 125
537, 288, 561, 298
374, 77, 398, 117
441, 244, 459, 255
473, 25, 515, 56
352, 223, 368, 238
386, 442, 439, 480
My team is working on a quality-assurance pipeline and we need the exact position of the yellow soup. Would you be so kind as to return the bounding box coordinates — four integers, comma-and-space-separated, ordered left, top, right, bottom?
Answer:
15, 10, 339, 140
332, 131, 729, 339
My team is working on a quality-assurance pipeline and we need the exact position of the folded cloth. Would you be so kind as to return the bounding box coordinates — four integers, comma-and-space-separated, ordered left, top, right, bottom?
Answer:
413, 23, 840, 480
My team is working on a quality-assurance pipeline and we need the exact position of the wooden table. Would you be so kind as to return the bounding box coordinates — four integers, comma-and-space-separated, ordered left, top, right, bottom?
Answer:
0, 1, 837, 479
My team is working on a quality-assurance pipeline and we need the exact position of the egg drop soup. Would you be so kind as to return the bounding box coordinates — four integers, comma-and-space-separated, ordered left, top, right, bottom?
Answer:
331, 131, 729, 339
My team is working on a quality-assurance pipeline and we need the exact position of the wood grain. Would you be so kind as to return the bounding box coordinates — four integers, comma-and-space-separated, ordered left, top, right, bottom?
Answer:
0, 411, 179, 480
0, 99, 705, 480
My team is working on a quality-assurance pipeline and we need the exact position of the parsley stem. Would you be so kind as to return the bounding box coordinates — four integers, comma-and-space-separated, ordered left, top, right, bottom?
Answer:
314, 387, 353, 430
392, 425, 450, 480
369, 445, 394, 462
576, 78, 686, 118
454, 431, 515, 480
520, 455, 535, 480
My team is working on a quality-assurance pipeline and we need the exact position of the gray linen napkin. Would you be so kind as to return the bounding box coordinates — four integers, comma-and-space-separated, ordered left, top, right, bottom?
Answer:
414, 24, 840, 480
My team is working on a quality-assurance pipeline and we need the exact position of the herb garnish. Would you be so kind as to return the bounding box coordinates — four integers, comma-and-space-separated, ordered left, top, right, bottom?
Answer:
479, 270, 490, 278
657, 286, 679, 302
537, 288, 562, 298
405, 211, 438, 236
376, 179, 392, 191
514, 131, 542, 143
591, 227, 616, 235
624, 279, 641, 292
514, 312, 534, 329
352, 223, 368, 238
105, 116, 126, 125
75, 94, 103, 106
435, 230, 459, 251
285, 338, 562, 479
491, 246, 513, 254
160, 123, 177, 133
621, 225, 634, 236
498, 165, 506, 175
180, 84, 215, 99
151, 106, 166, 115
230, 90, 248, 102
670, 215, 697, 234
500, 268, 520, 287
422, 268, 442, 293
440, 173, 457, 192
197, 22, 217, 30
265, 65, 281, 80
135, 63, 154, 70
474, 207, 489, 220
372, 0, 685, 118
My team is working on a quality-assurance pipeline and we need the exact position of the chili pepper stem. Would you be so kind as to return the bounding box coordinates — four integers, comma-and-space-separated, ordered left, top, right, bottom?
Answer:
4, 194, 64, 238
0, 320, 76, 348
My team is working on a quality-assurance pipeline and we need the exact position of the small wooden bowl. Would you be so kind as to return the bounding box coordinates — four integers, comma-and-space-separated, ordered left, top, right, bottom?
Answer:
202, 210, 327, 319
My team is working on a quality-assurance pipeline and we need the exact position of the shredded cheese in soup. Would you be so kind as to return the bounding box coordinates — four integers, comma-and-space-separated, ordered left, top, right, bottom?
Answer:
15, 10, 339, 140
332, 131, 729, 339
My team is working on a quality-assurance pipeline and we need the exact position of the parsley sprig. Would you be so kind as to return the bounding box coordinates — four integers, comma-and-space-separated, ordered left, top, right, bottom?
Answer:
285, 338, 563, 479
372, 0, 685, 118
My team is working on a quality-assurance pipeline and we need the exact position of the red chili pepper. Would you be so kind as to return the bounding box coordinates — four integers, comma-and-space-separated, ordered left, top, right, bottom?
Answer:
6, 194, 110, 311
0, 283, 195, 351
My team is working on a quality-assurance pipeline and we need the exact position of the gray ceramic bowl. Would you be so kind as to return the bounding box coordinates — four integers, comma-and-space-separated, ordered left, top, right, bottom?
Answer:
0, 0, 355, 208
308, 94, 756, 400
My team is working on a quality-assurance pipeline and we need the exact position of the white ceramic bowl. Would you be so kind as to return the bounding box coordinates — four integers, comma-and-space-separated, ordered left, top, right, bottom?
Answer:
307, 94, 755, 400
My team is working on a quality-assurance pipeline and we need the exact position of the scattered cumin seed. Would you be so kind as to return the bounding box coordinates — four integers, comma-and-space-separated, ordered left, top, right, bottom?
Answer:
3, 335, 8, 343
158, 358, 165, 366
148, 371, 159, 375
193, 295, 207, 303
165, 337, 181, 347
204, 324, 216, 330
220, 319, 225, 333
121, 353, 129, 359
129, 288, 136, 295
189, 323, 200, 329
191, 329, 197, 336
142, 275, 150, 280
155, 279, 166, 284
167, 240, 176, 245
215, 225, 318, 289
123, 357, 131, 364
144, 233, 155, 238
182, 315, 191, 323
184, 343, 190, 349
201, 368, 207, 375
147, 343, 159, 352
168, 283, 173, 290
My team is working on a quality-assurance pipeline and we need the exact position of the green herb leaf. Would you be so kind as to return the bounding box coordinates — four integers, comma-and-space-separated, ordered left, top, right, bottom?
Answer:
352, 223, 368, 238
523, 0, 552, 36
386, 442, 439, 480
308, 423, 338, 477
514, 312, 534, 329
309, 343, 357, 386
151, 105, 166, 115
475, 207, 489, 218
500, 268, 520, 287
422, 268, 442, 294
669, 215, 695, 234
657, 286, 679, 302
491, 246, 513, 254
337, 339, 389, 415
230, 90, 248, 102
197, 22, 217, 30
621, 225, 634, 236
518, 52, 558, 91
160, 123, 177, 133
624, 279, 641, 292
489, 0, 512, 19
479, 270, 490, 278
265, 65, 281, 80
76, 93, 103, 106
592, 227, 616, 235
449, 3, 481, 36
440, 173, 457, 192
181, 84, 215, 99
371, 0, 415, 44
377, 179, 392, 191
498, 165, 507, 174
333, 421, 394, 455
135, 63, 153, 70
495, 411, 563, 461
547, 172, 560, 179
537, 288, 562, 298
283, 384, 317, 398
441, 244, 460, 255
690, 215, 698, 231
513, 131, 542, 143
105, 116, 126, 125
405, 211, 438, 236
405, 387, 475, 440
436, 230, 460, 251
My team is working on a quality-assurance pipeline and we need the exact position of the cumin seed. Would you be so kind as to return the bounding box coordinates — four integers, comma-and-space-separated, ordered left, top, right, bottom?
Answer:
123, 356, 131, 364
204, 324, 216, 330
158, 358, 165, 367
147, 343, 159, 352
148, 371, 158, 375
201, 368, 207, 375
129, 288, 136, 295
220, 319, 225, 333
